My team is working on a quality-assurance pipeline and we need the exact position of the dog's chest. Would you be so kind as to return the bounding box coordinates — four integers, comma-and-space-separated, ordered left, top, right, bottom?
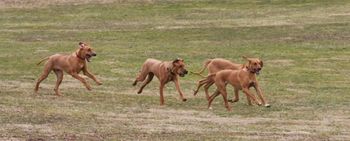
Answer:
166, 74, 175, 82
248, 81, 256, 88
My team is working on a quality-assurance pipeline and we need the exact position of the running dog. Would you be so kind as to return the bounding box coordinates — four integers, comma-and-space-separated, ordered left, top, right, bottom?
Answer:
34, 42, 102, 96
133, 58, 188, 105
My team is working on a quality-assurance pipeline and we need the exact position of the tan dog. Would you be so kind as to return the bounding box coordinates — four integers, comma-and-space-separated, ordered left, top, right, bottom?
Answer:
193, 58, 243, 100
34, 42, 102, 96
203, 58, 269, 111
132, 58, 188, 105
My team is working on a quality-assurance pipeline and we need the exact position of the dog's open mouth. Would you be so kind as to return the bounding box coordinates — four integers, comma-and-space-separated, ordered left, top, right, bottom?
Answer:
255, 69, 261, 75
86, 54, 92, 62
256, 71, 260, 75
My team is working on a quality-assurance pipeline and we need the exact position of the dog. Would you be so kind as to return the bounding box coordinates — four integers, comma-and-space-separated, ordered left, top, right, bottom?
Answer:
132, 58, 188, 105
199, 57, 270, 111
34, 42, 102, 96
198, 57, 270, 110
192, 58, 243, 100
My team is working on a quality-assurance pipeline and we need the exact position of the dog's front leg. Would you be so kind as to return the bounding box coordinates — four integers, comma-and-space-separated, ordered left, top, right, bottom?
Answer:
159, 83, 165, 105
71, 73, 92, 91
242, 88, 261, 106
253, 84, 270, 107
83, 66, 102, 85
174, 76, 187, 102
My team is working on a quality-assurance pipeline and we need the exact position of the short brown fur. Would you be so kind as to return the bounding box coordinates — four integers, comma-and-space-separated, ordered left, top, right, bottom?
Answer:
193, 58, 243, 100
133, 58, 188, 105
34, 42, 102, 96
197, 57, 270, 111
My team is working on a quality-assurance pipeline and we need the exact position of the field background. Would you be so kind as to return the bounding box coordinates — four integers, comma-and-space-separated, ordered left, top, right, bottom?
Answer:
0, 0, 349, 140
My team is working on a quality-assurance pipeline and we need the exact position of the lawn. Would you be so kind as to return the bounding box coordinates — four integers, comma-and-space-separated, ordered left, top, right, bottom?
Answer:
0, 0, 349, 140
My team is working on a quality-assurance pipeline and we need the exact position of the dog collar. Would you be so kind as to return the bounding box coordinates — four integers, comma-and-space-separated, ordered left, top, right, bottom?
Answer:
245, 66, 256, 74
75, 53, 85, 61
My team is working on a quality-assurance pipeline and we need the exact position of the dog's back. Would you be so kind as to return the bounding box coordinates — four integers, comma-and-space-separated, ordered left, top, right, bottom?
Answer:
208, 58, 242, 74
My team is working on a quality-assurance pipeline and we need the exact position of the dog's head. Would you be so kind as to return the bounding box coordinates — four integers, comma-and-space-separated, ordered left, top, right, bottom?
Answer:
243, 56, 263, 75
77, 42, 96, 62
172, 58, 188, 77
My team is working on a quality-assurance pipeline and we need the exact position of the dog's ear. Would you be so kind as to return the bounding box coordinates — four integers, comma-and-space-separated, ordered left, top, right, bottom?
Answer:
260, 60, 263, 67
172, 58, 183, 64
242, 56, 252, 63
79, 42, 85, 48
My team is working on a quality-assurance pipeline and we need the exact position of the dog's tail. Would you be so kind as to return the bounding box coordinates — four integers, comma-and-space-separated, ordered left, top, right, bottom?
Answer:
190, 59, 212, 77
36, 57, 49, 66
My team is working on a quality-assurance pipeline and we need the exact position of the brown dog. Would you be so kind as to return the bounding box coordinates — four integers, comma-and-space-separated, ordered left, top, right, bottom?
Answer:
132, 58, 188, 105
193, 58, 242, 100
34, 42, 102, 96
203, 57, 269, 111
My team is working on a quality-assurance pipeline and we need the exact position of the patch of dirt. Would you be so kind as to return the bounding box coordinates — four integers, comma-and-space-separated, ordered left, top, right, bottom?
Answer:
94, 108, 350, 139
2, 124, 53, 134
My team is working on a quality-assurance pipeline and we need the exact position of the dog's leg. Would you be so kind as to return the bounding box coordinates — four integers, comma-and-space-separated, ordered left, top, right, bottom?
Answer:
254, 85, 270, 107
246, 95, 253, 105
229, 88, 240, 103
34, 62, 53, 93
174, 76, 187, 102
53, 69, 63, 96
193, 79, 205, 96
159, 83, 165, 105
132, 64, 150, 86
137, 73, 154, 94
71, 73, 92, 91
218, 88, 231, 111
242, 88, 261, 106
204, 80, 214, 101
83, 67, 102, 85
208, 89, 220, 110
132, 68, 148, 86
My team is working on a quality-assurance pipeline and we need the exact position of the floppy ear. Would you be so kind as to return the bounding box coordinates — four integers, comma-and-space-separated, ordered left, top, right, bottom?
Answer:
260, 60, 263, 67
172, 58, 183, 64
79, 42, 85, 48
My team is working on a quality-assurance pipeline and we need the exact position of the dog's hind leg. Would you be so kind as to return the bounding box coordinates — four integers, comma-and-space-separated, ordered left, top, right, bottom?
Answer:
132, 66, 149, 86
203, 80, 214, 101
137, 73, 154, 94
193, 78, 207, 96
34, 61, 53, 93
53, 69, 63, 96
208, 89, 220, 110
229, 88, 240, 103
218, 88, 231, 111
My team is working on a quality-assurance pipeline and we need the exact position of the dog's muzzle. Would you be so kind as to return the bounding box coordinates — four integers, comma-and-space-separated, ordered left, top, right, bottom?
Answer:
179, 70, 188, 77
255, 68, 262, 75
86, 53, 96, 62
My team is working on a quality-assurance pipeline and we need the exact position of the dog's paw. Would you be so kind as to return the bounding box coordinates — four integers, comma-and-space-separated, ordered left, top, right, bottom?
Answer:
264, 104, 271, 108
86, 86, 92, 91
208, 106, 213, 110
228, 99, 238, 103
193, 90, 198, 96
96, 81, 102, 85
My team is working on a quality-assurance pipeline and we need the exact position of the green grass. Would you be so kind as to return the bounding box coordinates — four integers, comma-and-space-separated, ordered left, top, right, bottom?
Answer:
0, 0, 349, 140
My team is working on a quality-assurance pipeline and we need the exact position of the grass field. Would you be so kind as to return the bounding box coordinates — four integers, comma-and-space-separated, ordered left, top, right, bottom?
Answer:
0, 0, 350, 140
